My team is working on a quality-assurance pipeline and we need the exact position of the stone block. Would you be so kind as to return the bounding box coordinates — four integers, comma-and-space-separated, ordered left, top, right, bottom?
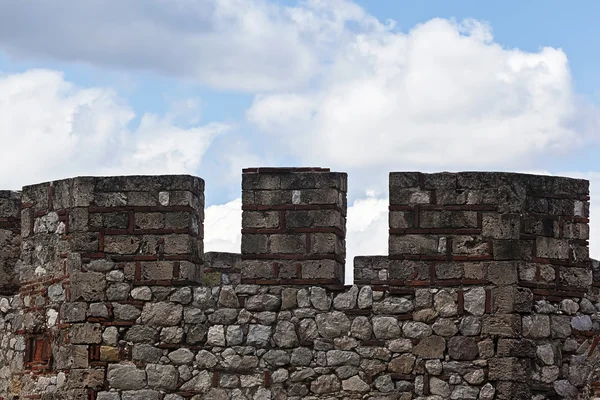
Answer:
389, 235, 441, 255
242, 211, 280, 229
241, 234, 269, 254
493, 240, 532, 261
268, 234, 306, 254
536, 237, 569, 259
70, 272, 106, 302
70, 323, 102, 344
482, 315, 521, 338
482, 213, 520, 239
488, 357, 528, 382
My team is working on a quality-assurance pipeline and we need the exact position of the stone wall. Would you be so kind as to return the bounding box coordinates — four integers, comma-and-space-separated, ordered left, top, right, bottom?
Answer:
0, 190, 21, 294
0, 169, 598, 400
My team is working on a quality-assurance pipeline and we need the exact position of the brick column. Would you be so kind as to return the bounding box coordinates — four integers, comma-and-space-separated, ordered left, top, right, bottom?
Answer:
0, 190, 21, 294
15, 175, 204, 399
241, 167, 347, 285
388, 171, 590, 399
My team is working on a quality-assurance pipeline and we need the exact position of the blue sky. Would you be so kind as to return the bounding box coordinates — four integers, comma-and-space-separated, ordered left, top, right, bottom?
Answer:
0, 0, 598, 264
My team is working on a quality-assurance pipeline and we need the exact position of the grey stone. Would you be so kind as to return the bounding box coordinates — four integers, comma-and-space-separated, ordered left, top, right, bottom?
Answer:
479, 383, 495, 400
310, 374, 340, 394
273, 321, 299, 348
107, 364, 146, 390
389, 353, 415, 374
580, 298, 596, 314
553, 380, 578, 399
434, 289, 457, 317
463, 287, 485, 316
160, 326, 184, 344
146, 364, 178, 390
459, 315, 481, 336
71, 323, 102, 344
372, 316, 401, 339
207, 325, 226, 346
263, 350, 290, 367
373, 296, 414, 314
447, 337, 478, 360
560, 299, 579, 315
218, 286, 239, 308
523, 315, 551, 338
315, 311, 351, 339
450, 385, 479, 399
464, 369, 485, 384
168, 348, 194, 364
342, 376, 369, 392
70, 271, 106, 302
350, 316, 372, 340
429, 377, 451, 397
125, 325, 157, 343
571, 315, 593, 331
281, 288, 298, 310
389, 338, 412, 353
425, 359, 443, 375
208, 308, 239, 324
122, 390, 160, 400
196, 350, 218, 368
170, 287, 192, 304
132, 344, 162, 363
291, 347, 313, 366
333, 285, 358, 310
310, 287, 331, 311
374, 375, 394, 392
432, 318, 458, 337
180, 370, 212, 393
402, 321, 432, 339
88, 303, 109, 318
113, 304, 142, 321
131, 286, 152, 301
551, 315, 572, 338
541, 366, 560, 383
247, 324, 272, 347
106, 283, 131, 300
358, 286, 373, 309
327, 350, 360, 366
226, 325, 244, 346
537, 343, 555, 365
141, 302, 183, 326
246, 294, 281, 311
298, 318, 319, 341
413, 335, 445, 359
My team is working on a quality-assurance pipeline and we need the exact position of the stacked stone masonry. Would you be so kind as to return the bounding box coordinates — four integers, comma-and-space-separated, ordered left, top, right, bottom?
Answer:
0, 169, 599, 400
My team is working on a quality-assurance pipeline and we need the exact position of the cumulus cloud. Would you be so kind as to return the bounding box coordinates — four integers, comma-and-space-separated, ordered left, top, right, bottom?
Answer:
204, 198, 242, 253
248, 18, 600, 178
0, 69, 228, 189
0, 0, 379, 92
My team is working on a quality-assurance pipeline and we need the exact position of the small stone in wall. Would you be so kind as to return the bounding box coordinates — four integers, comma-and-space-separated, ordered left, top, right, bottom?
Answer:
310, 287, 331, 311
342, 376, 369, 393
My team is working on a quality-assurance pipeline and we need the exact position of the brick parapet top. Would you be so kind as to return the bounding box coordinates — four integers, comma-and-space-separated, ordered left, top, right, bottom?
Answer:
243, 167, 331, 174
390, 171, 589, 198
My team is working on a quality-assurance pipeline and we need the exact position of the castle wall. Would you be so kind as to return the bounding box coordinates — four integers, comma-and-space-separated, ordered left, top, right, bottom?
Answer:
0, 169, 598, 400
0, 190, 21, 293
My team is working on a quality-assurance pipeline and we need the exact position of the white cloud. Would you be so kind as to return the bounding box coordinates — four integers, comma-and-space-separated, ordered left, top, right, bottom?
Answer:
0, 0, 378, 92
248, 18, 600, 175
0, 69, 228, 189
204, 198, 242, 253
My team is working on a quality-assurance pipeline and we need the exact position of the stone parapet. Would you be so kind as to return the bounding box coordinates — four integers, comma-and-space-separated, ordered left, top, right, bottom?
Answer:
0, 169, 597, 399
241, 167, 347, 285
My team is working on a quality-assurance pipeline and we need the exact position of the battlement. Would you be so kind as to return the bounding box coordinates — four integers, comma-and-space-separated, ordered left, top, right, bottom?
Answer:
0, 168, 598, 400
